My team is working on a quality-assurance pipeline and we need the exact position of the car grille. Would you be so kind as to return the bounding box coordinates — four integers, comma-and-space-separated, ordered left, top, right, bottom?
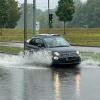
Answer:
61, 52, 78, 58
54, 57, 81, 64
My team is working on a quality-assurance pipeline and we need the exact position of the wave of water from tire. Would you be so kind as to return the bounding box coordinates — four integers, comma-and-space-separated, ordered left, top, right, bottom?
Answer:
80, 59, 100, 69
0, 51, 52, 69
0, 52, 100, 69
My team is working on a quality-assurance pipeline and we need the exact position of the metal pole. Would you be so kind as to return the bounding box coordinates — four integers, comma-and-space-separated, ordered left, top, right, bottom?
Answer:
33, 0, 36, 35
48, 0, 50, 29
24, 0, 27, 54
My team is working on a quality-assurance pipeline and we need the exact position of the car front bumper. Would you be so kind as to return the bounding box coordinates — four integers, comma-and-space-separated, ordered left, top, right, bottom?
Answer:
52, 56, 81, 65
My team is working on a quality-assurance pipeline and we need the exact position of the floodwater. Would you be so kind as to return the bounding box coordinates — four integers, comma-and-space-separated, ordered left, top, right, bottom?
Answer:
0, 52, 100, 100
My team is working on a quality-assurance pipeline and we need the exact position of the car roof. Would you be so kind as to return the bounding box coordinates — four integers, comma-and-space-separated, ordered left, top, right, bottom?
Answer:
33, 33, 60, 38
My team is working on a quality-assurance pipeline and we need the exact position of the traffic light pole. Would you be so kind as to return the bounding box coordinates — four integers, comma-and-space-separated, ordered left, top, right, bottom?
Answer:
48, 0, 50, 29
48, 0, 53, 31
24, 0, 27, 54
33, 0, 36, 35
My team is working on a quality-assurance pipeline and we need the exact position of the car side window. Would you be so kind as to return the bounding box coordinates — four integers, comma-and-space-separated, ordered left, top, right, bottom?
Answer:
29, 38, 45, 47
35, 39, 45, 47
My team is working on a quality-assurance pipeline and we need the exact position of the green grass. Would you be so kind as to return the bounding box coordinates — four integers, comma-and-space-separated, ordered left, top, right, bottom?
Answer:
0, 28, 33, 42
0, 46, 23, 54
41, 28, 100, 46
0, 28, 100, 46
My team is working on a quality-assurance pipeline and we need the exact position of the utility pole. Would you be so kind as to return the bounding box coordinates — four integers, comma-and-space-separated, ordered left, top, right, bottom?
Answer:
48, 0, 50, 29
33, 0, 36, 35
24, 0, 27, 53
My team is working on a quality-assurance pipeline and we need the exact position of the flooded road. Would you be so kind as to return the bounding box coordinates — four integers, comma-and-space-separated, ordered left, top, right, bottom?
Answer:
0, 53, 100, 100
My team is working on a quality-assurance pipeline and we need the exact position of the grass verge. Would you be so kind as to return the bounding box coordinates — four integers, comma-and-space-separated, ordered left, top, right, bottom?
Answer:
0, 46, 23, 54
0, 28, 100, 46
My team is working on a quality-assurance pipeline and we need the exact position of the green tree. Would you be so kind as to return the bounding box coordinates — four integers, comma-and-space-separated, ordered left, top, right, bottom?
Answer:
85, 0, 100, 28
0, 0, 8, 28
70, 0, 100, 28
0, 0, 8, 35
56, 0, 75, 34
6, 0, 20, 28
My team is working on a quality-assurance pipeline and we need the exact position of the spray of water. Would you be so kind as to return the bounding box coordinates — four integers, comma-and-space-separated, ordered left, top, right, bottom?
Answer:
0, 50, 52, 69
80, 58, 100, 69
0, 51, 100, 69
21, 50, 52, 66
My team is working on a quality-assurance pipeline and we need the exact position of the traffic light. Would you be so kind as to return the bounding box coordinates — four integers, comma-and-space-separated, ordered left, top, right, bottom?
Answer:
49, 14, 53, 22
49, 13, 53, 28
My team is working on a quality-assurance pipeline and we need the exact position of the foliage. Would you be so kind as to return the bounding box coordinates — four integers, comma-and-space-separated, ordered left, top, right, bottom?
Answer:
56, 0, 75, 22
74, 0, 82, 7
0, 0, 8, 28
0, 0, 20, 28
6, 0, 21, 28
70, 0, 100, 28
55, 0, 75, 34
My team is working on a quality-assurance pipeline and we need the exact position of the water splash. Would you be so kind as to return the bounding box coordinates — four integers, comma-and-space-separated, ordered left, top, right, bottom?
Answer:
80, 59, 100, 69
20, 50, 52, 65
0, 50, 52, 69
0, 51, 100, 69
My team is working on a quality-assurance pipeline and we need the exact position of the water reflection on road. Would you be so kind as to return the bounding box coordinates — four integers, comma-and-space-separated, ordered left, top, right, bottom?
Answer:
53, 67, 81, 100
0, 67, 81, 100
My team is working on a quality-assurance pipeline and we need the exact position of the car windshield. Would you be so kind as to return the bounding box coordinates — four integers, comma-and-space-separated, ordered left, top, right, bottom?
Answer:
44, 36, 70, 48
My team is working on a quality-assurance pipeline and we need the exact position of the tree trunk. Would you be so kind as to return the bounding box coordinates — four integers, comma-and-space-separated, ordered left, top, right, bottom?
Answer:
64, 21, 66, 34
0, 27, 3, 36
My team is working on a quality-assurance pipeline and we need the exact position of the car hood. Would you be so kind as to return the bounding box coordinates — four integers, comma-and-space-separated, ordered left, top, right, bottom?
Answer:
48, 46, 77, 53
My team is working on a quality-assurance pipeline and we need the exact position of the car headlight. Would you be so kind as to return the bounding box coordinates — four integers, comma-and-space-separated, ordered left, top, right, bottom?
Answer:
54, 52, 60, 56
76, 51, 80, 55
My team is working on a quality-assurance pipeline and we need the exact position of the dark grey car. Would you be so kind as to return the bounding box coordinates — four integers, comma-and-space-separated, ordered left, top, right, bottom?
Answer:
26, 34, 81, 65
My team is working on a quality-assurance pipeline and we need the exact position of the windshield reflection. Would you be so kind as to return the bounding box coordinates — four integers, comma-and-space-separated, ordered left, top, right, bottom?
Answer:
44, 37, 70, 48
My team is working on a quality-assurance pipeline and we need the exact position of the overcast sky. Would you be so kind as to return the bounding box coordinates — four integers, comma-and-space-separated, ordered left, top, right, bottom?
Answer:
17, 0, 87, 10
